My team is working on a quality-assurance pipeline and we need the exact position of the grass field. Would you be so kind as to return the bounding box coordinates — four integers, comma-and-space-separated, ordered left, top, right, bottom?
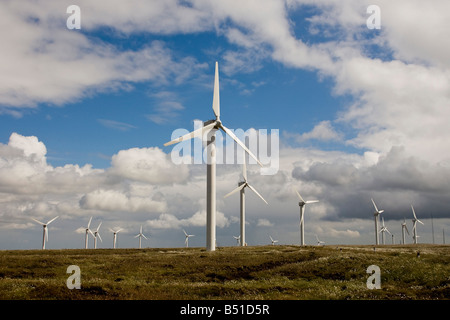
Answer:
0, 244, 449, 300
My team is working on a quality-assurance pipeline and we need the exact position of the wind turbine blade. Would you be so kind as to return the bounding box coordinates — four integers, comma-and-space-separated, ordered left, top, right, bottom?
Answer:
219, 124, 263, 167
411, 205, 417, 219
247, 183, 268, 204
183, 229, 188, 236
306, 200, 319, 204
134, 234, 140, 238
96, 222, 102, 231
97, 233, 102, 242
417, 219, 424, 225
87, 217, 92, 229
405, 225, 410, 235
242, 153, 247, 181
164, 122, 215, 147
31, 218, 45, 225
212, 61, 220, 119
116, 229, 122, 233
371, 198, 379, 212
88, 229, 95, 237
295, 189, 305, 203
46, 216, 59, 225
224, 183, 246, 198
142, 234, 148, 240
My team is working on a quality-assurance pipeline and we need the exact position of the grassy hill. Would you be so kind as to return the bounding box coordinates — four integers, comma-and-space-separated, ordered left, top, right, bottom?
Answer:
0, 244, 449, 300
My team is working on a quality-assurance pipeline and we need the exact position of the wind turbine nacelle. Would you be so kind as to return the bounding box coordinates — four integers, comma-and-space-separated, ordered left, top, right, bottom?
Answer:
299, 201, 305, 207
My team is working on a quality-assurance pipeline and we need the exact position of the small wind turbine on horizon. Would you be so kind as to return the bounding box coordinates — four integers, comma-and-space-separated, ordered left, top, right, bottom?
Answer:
233, 235, 241, 246
81, 217, 93, 249
315, 234, 325, 246
411, 205, 424, 244
379, 217, 391, 245
31, 216, 59, 250
269, 235, 278, 245
183, 229, 194, 248
371, 198, 384, 245
295, 189, 319, 246
109, 228, 122, 249
93, 221, 102, 249
401, 218, 410, 244
164, 61, 263, 252
224, 154, 268, 247
135, 225, 149, 249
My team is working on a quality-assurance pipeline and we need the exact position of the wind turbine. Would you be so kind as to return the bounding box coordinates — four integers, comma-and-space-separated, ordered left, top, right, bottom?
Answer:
233, 235, 241, 246
269, 235, 278, 246
164, 61, 263, 252
295, 189, 319, 246
411, 205, 424, 244
315, 234, 325, 246
401, 218, 410, 244
183, 229, 194, 248
31, 216, 59, 250
224, 154, 268, 247
379, 217, 391, 245
93, 221, 102, 249
109, 228, 122, 249
371, 198, 384, 245
135, 225, 148, 249
81, 217, 93, 249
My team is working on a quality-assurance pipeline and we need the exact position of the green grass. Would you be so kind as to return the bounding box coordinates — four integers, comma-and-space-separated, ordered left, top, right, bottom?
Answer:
0, 244, 449, 300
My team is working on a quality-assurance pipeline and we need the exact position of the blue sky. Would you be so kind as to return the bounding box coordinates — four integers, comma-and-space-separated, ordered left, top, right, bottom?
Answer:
1, 0, 450, 249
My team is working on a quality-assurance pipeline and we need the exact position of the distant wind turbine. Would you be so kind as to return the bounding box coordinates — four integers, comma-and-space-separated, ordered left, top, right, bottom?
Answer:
233, 235, 241, 246
31, 216, 59, 250
224, 154, 268, 247
183, 229, 194, 248
135, 225, 148, 249
371, 198, 384, 245
164, 62, 263, 252
269, 235, 278, 246
109, 228, 122, 249
295, 189, 319, 246
315, 234, 325, 246
93, 221, 102, 249
379, 217, 391, 245
401, 218, 410, 244
411, 205, 424, 244
81, 217, 93, 249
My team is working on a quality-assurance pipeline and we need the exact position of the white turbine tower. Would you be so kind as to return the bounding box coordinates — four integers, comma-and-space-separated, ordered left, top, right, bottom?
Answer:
401, 218, 410, 244
224, 154, 268, 247
135, 225, 148, 249
379, 217, 391, 245
81, 217, 93, 249
183, 229, 194, 248
93, 222, 102, 249
371, 198, 384, 245
233, 235, 241, 246
411, 205, 424, 244
109, 228, 122, 249
295, 189, 319, 246
164, 61, 263, 252
315, 234, 325, 246
269, 235, 278, 246
31, 216, 59, 250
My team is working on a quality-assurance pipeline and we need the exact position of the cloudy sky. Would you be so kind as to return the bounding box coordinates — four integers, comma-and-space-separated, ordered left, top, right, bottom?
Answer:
1, 0, 449, 249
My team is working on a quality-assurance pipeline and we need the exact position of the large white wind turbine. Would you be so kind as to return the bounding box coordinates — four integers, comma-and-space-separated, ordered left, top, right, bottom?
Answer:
224, 154, 267, 247
401, 218, 410, 244
31, 216, 59, 250
411, 205, 424, 244
379, 217, 391, 245
295, 189, 319, 246
93, 221, 102, 249
164, 61, 263, 252
135, 225, 148, 249
109, 228, 122, 249
81, 217, 93, 249
371, 198, 384, 245
183, 229, 194, 248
